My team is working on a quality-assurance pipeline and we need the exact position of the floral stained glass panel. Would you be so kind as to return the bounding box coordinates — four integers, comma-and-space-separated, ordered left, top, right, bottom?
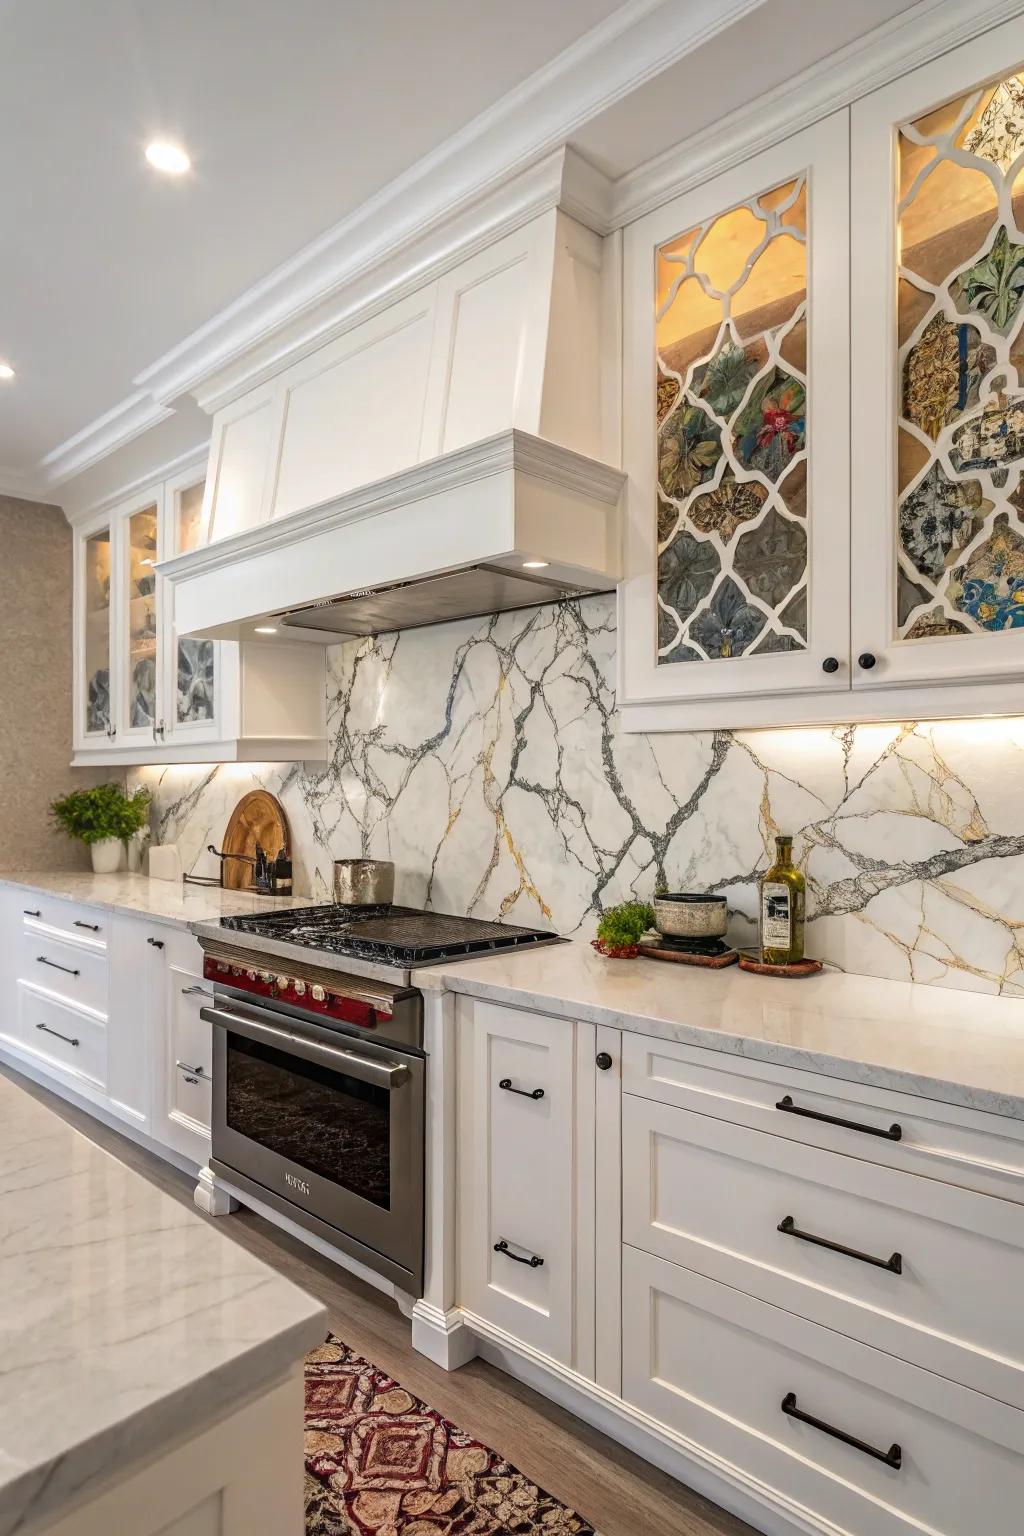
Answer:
656, 174, 809, 664
895, 70, 1024, 645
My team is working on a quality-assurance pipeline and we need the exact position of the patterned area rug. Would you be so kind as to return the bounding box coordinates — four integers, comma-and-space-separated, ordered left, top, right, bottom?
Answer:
305, 1336, 597, 1535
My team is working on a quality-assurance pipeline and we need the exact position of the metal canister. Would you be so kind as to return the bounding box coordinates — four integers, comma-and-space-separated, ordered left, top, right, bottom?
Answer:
333, 858, 396, 906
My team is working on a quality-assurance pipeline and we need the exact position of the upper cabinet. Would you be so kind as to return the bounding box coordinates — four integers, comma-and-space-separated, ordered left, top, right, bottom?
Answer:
71, 458, 326, 767
621, 113, 850, 727
621, 18, 1024, 731
852, 19, 1024, 701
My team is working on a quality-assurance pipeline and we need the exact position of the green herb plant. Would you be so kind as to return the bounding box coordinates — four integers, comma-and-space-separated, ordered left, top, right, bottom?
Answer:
50, 783, 152, 847
596, 900, 655, 951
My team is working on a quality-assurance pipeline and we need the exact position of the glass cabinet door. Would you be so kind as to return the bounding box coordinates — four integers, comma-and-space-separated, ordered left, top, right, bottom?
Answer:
163, 469, 220, 743
620, 111, 850, 721
114, 497, 162, 742
852, 21, 1024, 692
173, 478, 216, 728
81, 522, 113, 741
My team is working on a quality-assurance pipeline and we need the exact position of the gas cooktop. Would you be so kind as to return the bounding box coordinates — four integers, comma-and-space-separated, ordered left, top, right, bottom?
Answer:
217, 902, 559, 967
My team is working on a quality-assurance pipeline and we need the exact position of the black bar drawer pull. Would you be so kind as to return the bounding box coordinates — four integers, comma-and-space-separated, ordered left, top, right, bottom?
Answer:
781, 1392, 902, 1469
494, 1239, 544, 1268
776, 1094, 902, 1142
36, 1022, 79, 1048
36, 956, 80, 977
23, 909, 41, 918
74, 920, 101, 932
499, 1077, 544, 1101
147, 937, 165, 949
778, 1215, 902, 1274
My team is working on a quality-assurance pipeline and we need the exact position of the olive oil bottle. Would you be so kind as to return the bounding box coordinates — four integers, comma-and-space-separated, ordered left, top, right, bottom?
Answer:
759, 834, 805, 964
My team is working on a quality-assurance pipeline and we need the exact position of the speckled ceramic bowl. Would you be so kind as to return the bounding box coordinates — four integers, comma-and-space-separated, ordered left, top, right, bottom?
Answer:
653, 892, 728, 940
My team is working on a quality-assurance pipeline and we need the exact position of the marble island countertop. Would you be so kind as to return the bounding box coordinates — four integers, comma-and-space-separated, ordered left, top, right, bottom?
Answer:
420, 940, 1024, 1121
0, 1068, 326, 1536
0, 869, 318, 930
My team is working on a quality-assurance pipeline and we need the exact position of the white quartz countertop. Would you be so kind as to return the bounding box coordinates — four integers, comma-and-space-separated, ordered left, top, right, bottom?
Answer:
420, 940, 1024, 1120
0, 1069, 326, 1536
0, 870, 318, 930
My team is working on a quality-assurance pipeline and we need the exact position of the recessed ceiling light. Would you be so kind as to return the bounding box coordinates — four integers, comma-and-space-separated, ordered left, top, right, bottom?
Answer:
254, 625, 278, 635
0, 363, 15, 381
522, 560, 549, 569
145, 140, 191, 175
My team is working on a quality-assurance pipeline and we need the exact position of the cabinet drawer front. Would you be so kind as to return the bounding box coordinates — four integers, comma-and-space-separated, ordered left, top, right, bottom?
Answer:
18, 985, 107, 1089
621, 1033, 1024, 1200
166, 965, 213, 1149
458, 1001, 576, 1363
21, 898, 108, 947
21, 931, 108, 1016
623, 1096, 1024, 1408
623, 1248, 1024, 1536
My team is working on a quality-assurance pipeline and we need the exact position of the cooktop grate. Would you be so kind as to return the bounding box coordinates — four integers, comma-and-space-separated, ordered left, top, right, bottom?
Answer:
218, 903, 558, 966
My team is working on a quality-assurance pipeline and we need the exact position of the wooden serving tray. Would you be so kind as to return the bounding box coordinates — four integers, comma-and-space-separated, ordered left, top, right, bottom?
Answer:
738, 952, 823, 978
638, 941, 739, 969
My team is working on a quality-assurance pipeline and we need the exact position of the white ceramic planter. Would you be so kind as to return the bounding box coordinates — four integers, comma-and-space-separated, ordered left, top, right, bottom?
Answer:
90, 838, 123, 874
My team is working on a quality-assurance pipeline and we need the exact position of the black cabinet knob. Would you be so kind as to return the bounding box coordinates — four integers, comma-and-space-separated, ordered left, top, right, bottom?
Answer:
596, 1052, 613, 1071
821, 657, 839, 674
857, 652, 877, 670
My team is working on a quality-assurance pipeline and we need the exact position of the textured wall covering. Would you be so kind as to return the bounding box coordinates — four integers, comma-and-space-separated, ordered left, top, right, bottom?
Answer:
0, 497, 105, 871
132, 594, 1024, 997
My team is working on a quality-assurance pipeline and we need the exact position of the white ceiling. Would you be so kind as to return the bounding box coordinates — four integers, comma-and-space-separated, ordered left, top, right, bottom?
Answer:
2, 0, 924, 491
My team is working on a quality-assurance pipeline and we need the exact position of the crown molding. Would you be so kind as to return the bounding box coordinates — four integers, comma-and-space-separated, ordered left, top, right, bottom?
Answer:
34, 390, 174, 493
132, 0, 762, 413
63, 441, 210, 527
611, 0, 1024, 224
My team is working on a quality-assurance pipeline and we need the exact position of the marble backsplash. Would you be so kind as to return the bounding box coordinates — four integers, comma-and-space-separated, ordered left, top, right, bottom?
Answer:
130, 594, 1024, 997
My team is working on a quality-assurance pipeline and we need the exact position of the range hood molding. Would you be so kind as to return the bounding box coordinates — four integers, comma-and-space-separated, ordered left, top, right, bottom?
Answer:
161, 429, 624, 644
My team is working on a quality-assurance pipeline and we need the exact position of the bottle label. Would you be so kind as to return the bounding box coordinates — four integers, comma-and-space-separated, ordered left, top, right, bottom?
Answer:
761, 882, 791, 947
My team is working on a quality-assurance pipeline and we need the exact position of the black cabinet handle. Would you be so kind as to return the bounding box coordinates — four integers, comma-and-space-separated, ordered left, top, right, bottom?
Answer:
147, 937, 165, 949
781, 1393, 901, 1469
36, 1022, 79, 1048
494, 1239, 544, 1268
778, 1215, 902, 1274
23, 909, 41, 918
821, 656, 839, 674
857, 652, 877, 670
596, 1051, 613, 1070
74, 920, 100, 932
499, 1077, 544, 1101
776, 1094, 902, 1142
36, 956, 80, 977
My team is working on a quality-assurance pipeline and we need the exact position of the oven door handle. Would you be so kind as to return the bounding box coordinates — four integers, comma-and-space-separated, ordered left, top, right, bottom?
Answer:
200, 1002, 410, 1089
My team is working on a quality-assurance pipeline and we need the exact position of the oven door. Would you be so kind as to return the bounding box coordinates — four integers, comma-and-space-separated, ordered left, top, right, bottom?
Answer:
203, 996, 424, 1292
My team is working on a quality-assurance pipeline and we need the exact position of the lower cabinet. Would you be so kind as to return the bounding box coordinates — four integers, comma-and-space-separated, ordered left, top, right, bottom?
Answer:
622, 1247, 1024, 1536
456, 998, 596, 1372
157, 927, 215, 1162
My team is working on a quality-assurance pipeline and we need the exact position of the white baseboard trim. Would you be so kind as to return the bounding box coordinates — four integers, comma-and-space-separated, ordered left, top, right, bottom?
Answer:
457, 1310, 847, 1536
411, 1300, 480, 1371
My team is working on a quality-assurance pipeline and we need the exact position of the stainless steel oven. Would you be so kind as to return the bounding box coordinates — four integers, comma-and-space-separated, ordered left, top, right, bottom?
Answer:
202, 982, 425, 1294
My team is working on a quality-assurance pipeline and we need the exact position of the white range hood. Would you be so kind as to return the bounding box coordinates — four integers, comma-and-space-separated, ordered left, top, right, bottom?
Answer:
160, 207, 624, 646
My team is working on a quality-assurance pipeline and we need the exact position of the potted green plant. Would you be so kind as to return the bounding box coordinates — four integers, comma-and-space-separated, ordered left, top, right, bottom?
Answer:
592, 900, 655, 959
50, 783, 152, 874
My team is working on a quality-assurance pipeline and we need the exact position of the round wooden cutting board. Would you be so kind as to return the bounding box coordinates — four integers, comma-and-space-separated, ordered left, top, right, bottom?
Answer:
220, 790, 289, 890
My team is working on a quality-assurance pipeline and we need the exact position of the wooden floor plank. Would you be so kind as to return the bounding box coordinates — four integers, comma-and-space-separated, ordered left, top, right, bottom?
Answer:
4, 1066, 760, 1536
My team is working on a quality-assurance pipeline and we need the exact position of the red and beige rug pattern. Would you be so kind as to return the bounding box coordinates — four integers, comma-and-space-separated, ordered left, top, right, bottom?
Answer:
305, 1336, 597, 1535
